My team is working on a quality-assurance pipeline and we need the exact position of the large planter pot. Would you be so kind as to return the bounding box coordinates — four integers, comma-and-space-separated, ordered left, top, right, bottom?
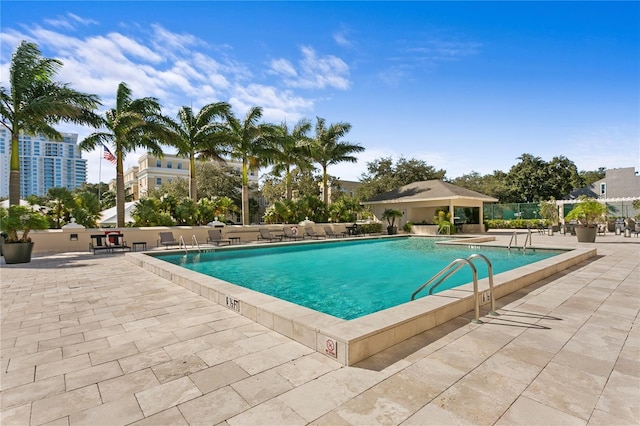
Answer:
387, 226, 398, 235
2, 242, 34, 264
575, 227, 597, 243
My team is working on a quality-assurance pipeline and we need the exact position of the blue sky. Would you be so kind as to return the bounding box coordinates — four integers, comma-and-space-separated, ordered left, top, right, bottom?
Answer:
1, 1, 638, 185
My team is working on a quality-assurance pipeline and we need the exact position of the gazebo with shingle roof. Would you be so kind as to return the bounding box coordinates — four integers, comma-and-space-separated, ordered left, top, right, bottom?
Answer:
362, 180, 498, 233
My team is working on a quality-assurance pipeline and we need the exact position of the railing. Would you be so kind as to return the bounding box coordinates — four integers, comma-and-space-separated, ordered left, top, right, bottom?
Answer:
437, 225, 450, 236
179, 235, 201, 254
508, 229, 532, 252
411, 254, 499, 323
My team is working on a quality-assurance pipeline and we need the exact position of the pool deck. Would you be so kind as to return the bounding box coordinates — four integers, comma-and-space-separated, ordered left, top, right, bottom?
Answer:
1, 231, 638, 425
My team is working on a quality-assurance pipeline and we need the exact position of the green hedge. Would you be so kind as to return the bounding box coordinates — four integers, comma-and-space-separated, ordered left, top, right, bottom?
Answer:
357, 223, 383, 234
485, 219, 551, 229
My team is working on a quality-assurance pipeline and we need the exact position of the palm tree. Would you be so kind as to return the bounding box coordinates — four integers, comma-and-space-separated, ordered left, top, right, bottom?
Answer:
79, 82, 176, 227
310, 117, 364, 204
268, 119, 313, 200
166, 103, 230, 202
0, 41, 102, 206
222, 107, 273, 225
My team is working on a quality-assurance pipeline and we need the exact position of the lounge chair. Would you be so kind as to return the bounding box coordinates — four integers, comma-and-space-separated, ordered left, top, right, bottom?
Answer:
282, 226, 304, 241
89, 234, 111, 254
206, 229, 231, 246
158, 231, 179, 249
324, 226, 347, 238
106, 232, 130, 252
304, 227, 324, 239
257, 228, 282, 243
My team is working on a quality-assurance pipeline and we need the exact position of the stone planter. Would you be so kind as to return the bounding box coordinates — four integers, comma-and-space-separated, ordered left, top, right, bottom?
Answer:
2, 242, 34, 264
575, 227, 597, 243
387, 226, 398, 235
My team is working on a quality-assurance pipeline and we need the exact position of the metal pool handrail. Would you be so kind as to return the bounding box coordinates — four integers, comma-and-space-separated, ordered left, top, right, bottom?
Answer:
411, 253, 498, 323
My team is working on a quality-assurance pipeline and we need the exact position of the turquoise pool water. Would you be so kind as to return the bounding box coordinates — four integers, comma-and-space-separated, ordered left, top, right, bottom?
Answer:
155, 237, 561, 320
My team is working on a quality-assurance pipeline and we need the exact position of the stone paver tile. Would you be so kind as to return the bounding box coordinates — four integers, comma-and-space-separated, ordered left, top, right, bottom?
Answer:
107, 328, 151, 347
233, 341, 314, 375
6, 348, 62, 372
14, 329, 61, 347
118, 348, 172, 374
65, 360, 123, 391
122, 317, 162, 332
594, 370, 640, 423
83, 324, 125, 341
98, 368, 160, 403
495, 396, 585, 425
274, 352, 341, 386
41, 417, 70, 426
38, 333, 85, 351
172, 323, 216, 341
69, 394, 144, 426
162, 336, 215, 359
89, 341, 139, 365
1, 375, 65, 411
498, 340, 555, 368
150, 353, 208, 384
133, 331, 180, 353
196, 342, 250, 367
332, 373, 434, 425
36, 354, 92, 381
129, 407, 188, 426
135, 376, 202, 417
30, 384, 102, 426
227, 396, 307, 426
0, 366, 35, 391
59, 322, 101, 337
587, 408, 637, 426
189, 360, 250, 394
404, 383, 508, 426
231, 369, 294, 406
62, 337, 109, 358
0, 403, 31, 426
309, 410, 352, 426
523, 362, 606, 420
178, 386, 250, 425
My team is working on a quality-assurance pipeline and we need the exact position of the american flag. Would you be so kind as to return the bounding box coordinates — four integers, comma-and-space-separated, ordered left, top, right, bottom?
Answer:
103, 145, 117, 164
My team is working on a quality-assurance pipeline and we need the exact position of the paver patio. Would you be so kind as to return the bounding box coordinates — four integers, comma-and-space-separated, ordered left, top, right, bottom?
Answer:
1, 232, 638, 425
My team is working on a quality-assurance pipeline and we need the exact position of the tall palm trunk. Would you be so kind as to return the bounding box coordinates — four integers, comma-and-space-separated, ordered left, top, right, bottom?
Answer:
285, 165, 292, 200
9, 132, 20, 206
241, 157, 250, 225
189, 153, 197, 201
322, 165, 329, 205
116, 147, 125, 228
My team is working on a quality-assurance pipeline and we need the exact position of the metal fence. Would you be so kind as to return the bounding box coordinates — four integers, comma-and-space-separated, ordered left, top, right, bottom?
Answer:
484, 201, 640, 220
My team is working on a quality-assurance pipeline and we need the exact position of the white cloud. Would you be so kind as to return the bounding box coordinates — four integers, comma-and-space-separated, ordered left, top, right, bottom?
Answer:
333, 29, 353, 48
271, 46, 350, 90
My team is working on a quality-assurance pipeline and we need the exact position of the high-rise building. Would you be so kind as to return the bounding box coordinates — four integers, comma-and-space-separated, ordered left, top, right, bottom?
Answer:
0, 129, 87, 198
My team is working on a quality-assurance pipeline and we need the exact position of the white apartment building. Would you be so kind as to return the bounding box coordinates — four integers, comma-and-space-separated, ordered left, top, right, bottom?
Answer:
0, 129, 87, 198
112, 153, 259, 199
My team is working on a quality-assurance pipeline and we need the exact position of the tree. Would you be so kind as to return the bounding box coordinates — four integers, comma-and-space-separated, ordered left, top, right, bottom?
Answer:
268, 119, 313, 200
357, 156, 446, 200
0, 41, 102, 206
310, 117, 363, 204
505, 153, 583, 202
194, 161, 242, 204
80, 82, 177, 227
223, 106, 273, 224
166, 103, 230, 201
46, 187, 76, 228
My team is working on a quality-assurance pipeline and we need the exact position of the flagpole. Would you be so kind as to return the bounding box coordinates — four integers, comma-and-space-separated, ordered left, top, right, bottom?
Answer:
98, 146, 103, 204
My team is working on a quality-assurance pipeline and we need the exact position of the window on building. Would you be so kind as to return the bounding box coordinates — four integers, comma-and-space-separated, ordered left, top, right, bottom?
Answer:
177, 163, 182, 170
167, 161, 172, 169
156, 160, 162, 167
156, 177, 162, 185
600, 183, 606, 196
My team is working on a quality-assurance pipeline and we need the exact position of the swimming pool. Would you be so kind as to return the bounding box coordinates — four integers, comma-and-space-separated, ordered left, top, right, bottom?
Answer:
155, 237, 561, 320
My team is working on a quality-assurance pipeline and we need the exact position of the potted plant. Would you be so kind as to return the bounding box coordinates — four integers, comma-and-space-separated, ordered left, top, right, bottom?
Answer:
564, 197, 607, 243
0, 205, 49, 264
381, 208, 403, 235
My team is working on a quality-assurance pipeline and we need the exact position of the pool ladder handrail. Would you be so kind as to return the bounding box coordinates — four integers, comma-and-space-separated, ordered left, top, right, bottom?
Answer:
508, 229, 532, 252
178, 235, 202, 254
410, 253, 498, 323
